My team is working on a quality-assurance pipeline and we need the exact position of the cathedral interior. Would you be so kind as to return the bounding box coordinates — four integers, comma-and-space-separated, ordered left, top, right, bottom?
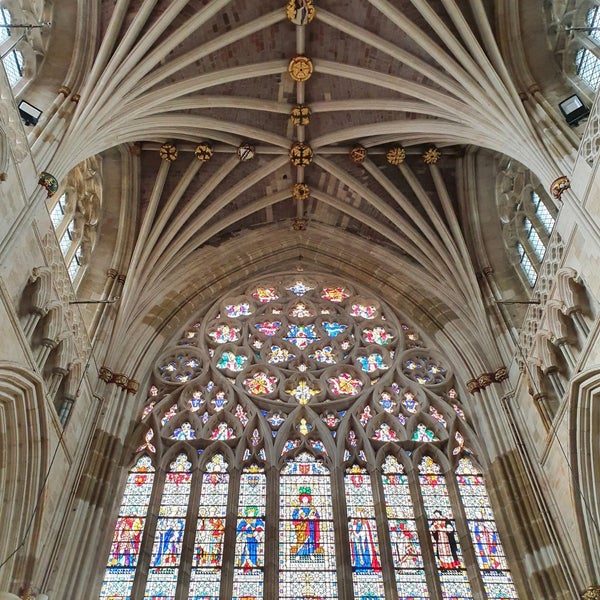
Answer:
2, 1, 600, 599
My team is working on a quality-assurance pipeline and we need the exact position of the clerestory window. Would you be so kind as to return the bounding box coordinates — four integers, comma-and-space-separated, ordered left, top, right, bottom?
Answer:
575, 5, 600, 90
100, 277, 520, 600
0, 7, 24, 87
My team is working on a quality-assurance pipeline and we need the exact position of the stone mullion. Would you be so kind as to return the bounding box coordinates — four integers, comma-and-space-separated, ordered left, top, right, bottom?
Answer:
218, 465, 241, 600
367, 463, 397, 600
263, 463, 280, 599
443, 465, 487, 598
130, 462, 168, 600
408, 464, 443, 600
175, 463, 202, 600
330, 462, 353, 600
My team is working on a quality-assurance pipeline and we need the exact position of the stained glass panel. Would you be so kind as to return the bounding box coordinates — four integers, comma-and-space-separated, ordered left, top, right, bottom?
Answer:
279, 453, 337, 599
456, 458, 519, 599
419, 456, 473, 599
189, 454, 229, 599
100, 456, 155, 599
233, 466, 267, 599
381, 456, 429, 599
144, 454, 192, 600
345, 466, 384, 599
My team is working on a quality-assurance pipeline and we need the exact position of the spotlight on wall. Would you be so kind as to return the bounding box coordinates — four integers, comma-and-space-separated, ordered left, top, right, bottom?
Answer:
558, 94, 589, 126
17, 100, 42, 126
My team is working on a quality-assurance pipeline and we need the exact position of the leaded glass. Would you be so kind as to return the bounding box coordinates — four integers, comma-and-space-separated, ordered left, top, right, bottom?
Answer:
279, 453, 337, 599
456, 458, 519, 599
100, 456, 155, 599
382, 456, 429, 599
189, 454, 229, 599
104, 276, 520, 600
419, 456, 473, 599
345, 466, 384, 598
144, 454, 192, 600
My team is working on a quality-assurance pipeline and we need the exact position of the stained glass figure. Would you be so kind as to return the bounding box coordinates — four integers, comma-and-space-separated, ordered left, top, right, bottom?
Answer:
210, 422, 235, 440
378, 391, 396, 413
419, 457, 473, 599
345, 466, 384, 599
285, 324, 319, 348
412, 423, 437, 442
100, 456, 154, 599
171, 422, 196, 440
235, 404, 249, 426
144, 454, 192, 600
289, 302, 313, 318
254, 320, 282, 336
359, 406, 373, 426
327, 373, 362, 396
189, 454, 229, 599
217, 351, 247, 372
288, 281, 313, 296
253, 287, 279, 303
357, 353, 389, 373
373, 423, 398, 442
362, 326, 393, 345
233, 466, 267, 599
322, 321, 347, 337
188, 390, 205, 412
321, 287, 349, 302
267, 345, 295, 364
381, 456, 429, 599
285, 378, 320, 404
279, 453, 337, 599
456, 458, 519, 599
226, 302, 252, 318
211, 390, 228, 412
243, 371, 278, 395
402, 392, 419, 413
208, 324, 240, 344
310, 345, 337, 364
350, 303, 376, 319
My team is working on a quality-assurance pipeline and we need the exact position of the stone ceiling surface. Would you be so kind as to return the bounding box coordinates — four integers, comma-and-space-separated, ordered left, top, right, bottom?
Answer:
52, 0, 562, 371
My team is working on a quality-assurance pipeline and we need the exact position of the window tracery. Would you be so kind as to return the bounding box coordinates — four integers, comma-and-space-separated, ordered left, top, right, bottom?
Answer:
0, 7, 24, 87
47, 157, 102, 285
101, 276, 519, 599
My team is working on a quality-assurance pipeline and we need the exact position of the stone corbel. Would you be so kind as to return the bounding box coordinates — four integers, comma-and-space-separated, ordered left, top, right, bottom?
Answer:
466, 366, 509, 394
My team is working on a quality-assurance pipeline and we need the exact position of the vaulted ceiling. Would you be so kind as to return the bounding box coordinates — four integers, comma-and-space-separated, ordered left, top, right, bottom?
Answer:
48, 0, 566, 376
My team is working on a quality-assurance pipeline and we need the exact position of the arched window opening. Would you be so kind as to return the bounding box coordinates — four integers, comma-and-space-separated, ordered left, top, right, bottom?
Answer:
518, 243, 537, 286
574, 6, 600, 90
532, 191, 555, 235
144, 453, 192, 599
100, 455, 155, 598
47, 158, 102, 285
0, 7, 24, 88
101, 277, 520, 600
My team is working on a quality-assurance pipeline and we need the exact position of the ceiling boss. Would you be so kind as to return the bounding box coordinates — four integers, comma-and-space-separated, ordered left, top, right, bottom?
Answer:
286, 0, 316, 26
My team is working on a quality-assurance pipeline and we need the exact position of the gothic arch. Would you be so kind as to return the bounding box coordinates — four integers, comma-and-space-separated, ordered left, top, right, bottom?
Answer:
569, 366, 600, 584
0, 363, 48, 592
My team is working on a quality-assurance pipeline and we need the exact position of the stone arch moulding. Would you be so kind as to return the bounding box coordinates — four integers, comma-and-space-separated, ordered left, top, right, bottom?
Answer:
569, 366, 600, 585
0, 363, 48, 593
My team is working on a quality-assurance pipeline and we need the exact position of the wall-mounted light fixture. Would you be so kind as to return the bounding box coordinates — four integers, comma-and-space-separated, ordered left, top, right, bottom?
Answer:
17, 100, 42, 126
558, 94, 589, 126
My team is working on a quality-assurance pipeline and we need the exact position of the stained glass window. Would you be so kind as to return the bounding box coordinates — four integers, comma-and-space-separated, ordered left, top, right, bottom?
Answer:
189, 454, 229, 599
456, 458, 519, 599
144, 453, 192, 599
233, 465, 267, 599
279, 453, 337, 599
104, 277, 520, 600
419, 456, 473, 599
345, 465, 384, 599
382, 456, 429, 599
100, 456, 155, 599
0, 7, 24, 87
